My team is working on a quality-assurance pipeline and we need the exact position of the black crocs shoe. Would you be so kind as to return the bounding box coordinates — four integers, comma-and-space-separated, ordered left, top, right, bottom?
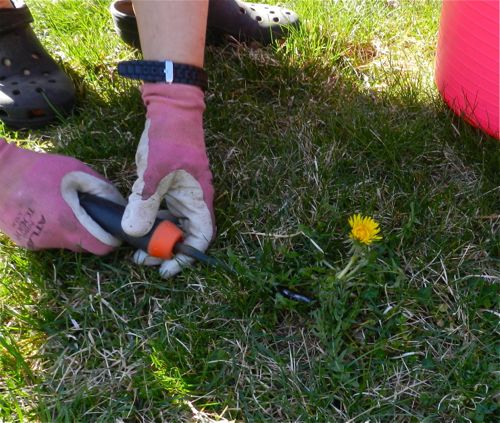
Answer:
207, 0, 300, 44
110, 0, 300, 49
0, 6, 75, 129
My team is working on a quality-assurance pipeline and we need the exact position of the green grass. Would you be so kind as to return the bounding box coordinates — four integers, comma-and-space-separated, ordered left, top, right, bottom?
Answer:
1, 0, 499, 421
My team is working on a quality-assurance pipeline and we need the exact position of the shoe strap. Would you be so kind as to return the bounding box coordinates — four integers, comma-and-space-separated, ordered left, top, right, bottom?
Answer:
0, 6, 34, 34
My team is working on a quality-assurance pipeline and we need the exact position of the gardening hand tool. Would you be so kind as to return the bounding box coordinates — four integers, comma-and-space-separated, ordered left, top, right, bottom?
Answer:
80, 192, 214, 264
80, 192, 315, 304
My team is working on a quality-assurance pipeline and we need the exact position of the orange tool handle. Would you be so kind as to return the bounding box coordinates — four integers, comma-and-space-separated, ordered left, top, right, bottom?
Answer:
147, 220, 183, 259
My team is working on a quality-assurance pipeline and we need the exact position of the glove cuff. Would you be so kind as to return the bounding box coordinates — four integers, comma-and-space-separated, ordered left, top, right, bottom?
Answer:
140, 83, 206, 151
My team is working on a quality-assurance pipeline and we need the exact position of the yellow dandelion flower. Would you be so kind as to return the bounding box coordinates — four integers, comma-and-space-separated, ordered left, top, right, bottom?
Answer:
348, 214, 382, 245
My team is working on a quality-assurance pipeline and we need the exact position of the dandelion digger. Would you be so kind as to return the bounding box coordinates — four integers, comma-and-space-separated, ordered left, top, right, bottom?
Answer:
78, 193, 315, 304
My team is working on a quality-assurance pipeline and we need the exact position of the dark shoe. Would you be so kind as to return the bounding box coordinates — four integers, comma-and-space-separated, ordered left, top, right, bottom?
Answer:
0, 6, 75, 129
110, 0, 300, 50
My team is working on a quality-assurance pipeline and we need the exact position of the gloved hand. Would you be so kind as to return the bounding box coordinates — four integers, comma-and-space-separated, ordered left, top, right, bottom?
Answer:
121, 83, 215, 278
0, 139, 124, 254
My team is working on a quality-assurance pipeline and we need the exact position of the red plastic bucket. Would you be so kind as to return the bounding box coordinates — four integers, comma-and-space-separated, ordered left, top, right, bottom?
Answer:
435, 0, 499, 139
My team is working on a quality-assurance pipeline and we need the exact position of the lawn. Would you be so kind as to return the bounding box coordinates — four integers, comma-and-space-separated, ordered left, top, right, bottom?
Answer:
0, 0, 498, 421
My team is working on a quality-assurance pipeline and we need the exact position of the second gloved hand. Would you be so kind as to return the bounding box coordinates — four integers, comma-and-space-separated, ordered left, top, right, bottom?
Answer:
121, 83, 215, 278
0, 139, 124, 254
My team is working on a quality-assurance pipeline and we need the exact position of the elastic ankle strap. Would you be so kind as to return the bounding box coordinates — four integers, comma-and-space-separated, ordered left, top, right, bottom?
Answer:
117, 60, 208, 91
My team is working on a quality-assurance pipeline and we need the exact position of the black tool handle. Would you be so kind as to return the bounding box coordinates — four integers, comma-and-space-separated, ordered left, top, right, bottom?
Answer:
78, 192, 163, 252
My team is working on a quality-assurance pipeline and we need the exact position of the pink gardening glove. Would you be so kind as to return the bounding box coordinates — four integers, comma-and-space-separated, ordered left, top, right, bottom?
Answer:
121, 83, 215, 278
0, 140, 124, 254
